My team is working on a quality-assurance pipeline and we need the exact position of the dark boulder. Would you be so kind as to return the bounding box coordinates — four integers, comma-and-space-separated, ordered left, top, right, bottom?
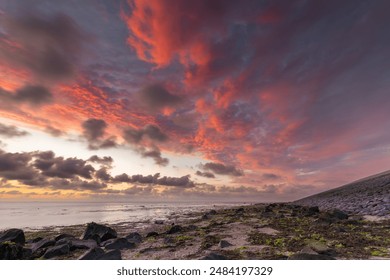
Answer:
78, 247, 105, 260
126, 232, 142, 244
54, 234, 75, 242
96, 249, 122, 260
329, 209, 349, 220
43, 244, 70, 259
154, 220, 164, 225
26, 237, 43, 244
0, 242, 24, 260
201, 253, 227, 260
167, 225, 183, 234
101, 238, 136, 250
146, 231, 159, 238
82, 222, 117, 243
219, 240, 233, 248
288, 253, 335, 260
56, 238, 97, 250
0, 229, 25, 245
31, 238, 55, 253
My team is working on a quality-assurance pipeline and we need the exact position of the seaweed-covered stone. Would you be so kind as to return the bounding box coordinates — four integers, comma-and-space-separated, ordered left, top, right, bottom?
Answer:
82, 222, 117, 242
78, 247, 105, 260
288, 253, 335, 260
43, 244, 70, 259
126, 232, 142, 244
0, 229, 25, 245
167, 225, 183, 234
0, 242, 24, 260
101, 238, 136, 250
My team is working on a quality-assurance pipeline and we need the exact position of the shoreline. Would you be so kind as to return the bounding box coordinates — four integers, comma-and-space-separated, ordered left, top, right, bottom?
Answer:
1, 203, 389, 260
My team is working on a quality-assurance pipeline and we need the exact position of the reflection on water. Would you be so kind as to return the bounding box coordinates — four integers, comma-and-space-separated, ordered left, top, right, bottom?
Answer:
0, 201, 243, 230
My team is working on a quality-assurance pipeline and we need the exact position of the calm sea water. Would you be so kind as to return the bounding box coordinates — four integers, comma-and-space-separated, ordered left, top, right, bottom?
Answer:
0, 201, 244, 231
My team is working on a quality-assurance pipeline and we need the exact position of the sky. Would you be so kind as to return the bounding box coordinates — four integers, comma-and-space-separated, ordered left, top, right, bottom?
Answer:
0, 0, 389, 202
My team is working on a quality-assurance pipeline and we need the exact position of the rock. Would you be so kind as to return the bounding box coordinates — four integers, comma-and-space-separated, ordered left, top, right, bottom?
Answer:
186, 225, 198, 231
300, 246, 318, 255
307, 206, 320, 216
56, 238, 97, 250
328, 209, 349, 220
163, 237, 175, 245
95, 249, 122, 260
167, 225, 183, 234
31, 238, 55, 253
288, 253, 335, 260
126, 232, 142, 244
22, 248, 32, 260
82, 222, 117, 243
208, 210, 217, 215
0, 229, 25, 245
305, 240, 329, 254
101, 238, 136, 250
154, 220, 164, 225
55, 234, 75, 242
146, 231, 159, 238
43, 244, 70, 259
202, 214, 210, 220
0, 242, 24, 260
219, 240, 233, 248
201, 253, 227, 260
78, 247, 105, 260
235, 207, 245, 214
26, 237, 43, 244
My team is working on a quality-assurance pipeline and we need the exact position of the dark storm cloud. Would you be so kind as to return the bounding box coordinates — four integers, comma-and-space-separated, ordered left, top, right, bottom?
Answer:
0, 85, 53, 107
123, 124, 168, 144
202, 162, 243, 177
195, 170, 215, 178
0, 123, 29, 138
0, 12, 88, 81
139, 84, 182, 110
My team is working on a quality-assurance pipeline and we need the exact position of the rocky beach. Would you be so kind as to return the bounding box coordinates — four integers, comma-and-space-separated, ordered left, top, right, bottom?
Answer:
1, 171, 389, 260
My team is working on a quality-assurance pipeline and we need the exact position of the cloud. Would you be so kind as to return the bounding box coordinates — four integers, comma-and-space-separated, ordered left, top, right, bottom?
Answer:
195, 170, 215, 178
33, 152, 95, 179
81, 118, 118, 150
82, 118, 107, 142
123, 124, 168, 143
112, 172, 194, 188
138, 84, 182, 110
0, 12, 88, 81
0, 123, 29, 138
0, 85, 53, 107
44, 125, 63, 137
139, 147, 169, 166
87, 155, 114, 166
201, 162, 243, 177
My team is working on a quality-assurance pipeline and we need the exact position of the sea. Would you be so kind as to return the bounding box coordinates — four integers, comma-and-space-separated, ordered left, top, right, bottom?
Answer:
0, 201, 246, 231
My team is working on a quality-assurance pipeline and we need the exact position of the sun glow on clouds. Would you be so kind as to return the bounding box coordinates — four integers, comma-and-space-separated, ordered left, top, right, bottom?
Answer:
1, 0, 390, 201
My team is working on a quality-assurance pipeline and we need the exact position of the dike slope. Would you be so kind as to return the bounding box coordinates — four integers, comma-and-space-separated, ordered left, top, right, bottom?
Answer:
294, 170, 390, 217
